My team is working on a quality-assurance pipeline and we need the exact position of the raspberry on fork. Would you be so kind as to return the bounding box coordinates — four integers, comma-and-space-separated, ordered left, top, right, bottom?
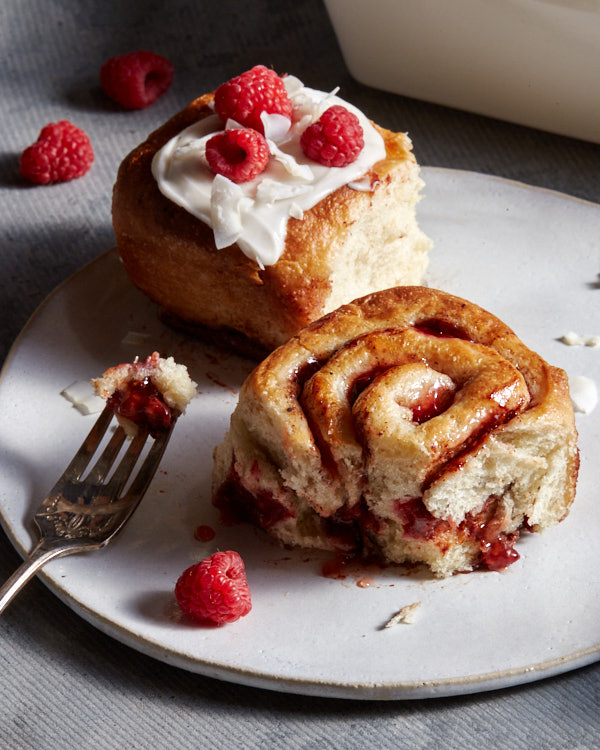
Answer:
100, 50, 174, 109
19, 120, 94, 184
300, 105, 364, 168
175, 550, 252, 625
213, 65, 293, 135
205, 128, 270, 183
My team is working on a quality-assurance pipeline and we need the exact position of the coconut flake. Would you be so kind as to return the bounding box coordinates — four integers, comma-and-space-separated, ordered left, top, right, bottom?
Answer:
261, 112, 292, 142
267, 140, 314, 181
289, 203, 304, 220
210, 174, 253, 248
61, 381, 104, 415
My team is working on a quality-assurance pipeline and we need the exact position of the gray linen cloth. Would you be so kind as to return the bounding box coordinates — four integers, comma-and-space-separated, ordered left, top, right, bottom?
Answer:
1, 0, 599, 748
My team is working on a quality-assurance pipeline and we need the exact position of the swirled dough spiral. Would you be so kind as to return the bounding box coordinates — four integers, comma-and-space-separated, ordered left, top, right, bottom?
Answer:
213, 287, 578, 576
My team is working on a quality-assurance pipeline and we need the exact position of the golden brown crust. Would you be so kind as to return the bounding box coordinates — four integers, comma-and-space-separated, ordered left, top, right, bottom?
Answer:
213, 286, 579, 577
112, 93, 429, 354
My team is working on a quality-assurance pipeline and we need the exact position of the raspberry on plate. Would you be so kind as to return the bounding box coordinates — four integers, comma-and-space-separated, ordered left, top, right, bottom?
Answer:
100, 50, 174, 109
300, 105, 364, 168
175, 550, 252, 625
213, 65, 293, 135
19, 120, 94, 184
205, 128, 270, 184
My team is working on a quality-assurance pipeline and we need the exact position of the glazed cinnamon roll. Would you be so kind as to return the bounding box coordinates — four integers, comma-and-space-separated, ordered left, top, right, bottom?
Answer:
213, 287, 579, 577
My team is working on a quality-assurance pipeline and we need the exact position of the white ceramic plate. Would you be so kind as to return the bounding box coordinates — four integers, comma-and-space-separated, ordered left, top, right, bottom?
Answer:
1, 168, 599, 700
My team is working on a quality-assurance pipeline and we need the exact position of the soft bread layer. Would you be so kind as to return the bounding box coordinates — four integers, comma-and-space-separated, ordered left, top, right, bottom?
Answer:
112, 92, 432, 354
213, 287, 579, 578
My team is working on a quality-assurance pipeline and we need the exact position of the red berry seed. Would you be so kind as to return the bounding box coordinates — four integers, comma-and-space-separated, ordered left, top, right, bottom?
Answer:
19, 120, 94, 184
100, 50, 174, 109
205, 128, 270, 183
214, 65, 293, 134
175, 550, 252, 625
300, 105, 364, 168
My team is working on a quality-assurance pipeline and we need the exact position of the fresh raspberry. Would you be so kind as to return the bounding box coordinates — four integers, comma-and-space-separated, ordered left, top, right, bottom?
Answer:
100, 50, 174, 109
213, 65, 292, 134
175, 551, 252, 625
300, 105, 364, 167
205, 128, 270, 183
19, 121, 94, 184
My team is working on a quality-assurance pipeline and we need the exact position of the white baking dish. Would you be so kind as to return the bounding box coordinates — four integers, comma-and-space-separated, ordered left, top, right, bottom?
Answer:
324, 0, 600, 143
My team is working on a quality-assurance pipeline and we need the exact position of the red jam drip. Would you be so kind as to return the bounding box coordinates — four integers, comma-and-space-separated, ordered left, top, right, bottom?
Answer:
213, 469, 295, 530
480, 538, 520, 571
320, 553, 381, 584
321, 553, 353, 579
107, 378, 172, 437
414, 318, 472, 341
194, 525, 216, 542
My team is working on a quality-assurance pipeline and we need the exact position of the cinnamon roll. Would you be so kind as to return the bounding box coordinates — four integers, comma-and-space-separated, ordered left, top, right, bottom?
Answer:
112, 69, 432, 357
213, 287, 579, 577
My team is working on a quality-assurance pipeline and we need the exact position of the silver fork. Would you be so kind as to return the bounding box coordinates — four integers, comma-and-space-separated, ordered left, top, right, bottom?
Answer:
0, 404, 178, 614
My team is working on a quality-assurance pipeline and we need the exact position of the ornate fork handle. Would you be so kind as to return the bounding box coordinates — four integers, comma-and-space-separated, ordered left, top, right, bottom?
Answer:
0, 405, 179, 615
0, 539, 93, 615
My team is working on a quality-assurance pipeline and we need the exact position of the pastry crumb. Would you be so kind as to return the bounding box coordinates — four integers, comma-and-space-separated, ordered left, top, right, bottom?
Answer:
381, 601, 422, 629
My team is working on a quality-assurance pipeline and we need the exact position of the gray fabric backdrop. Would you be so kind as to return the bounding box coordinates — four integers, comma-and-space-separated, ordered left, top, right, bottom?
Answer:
1, 1, 599, 747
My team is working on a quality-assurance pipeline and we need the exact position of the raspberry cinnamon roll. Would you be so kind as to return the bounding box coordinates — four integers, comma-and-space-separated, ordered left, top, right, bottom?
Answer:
213, 287, 578, 577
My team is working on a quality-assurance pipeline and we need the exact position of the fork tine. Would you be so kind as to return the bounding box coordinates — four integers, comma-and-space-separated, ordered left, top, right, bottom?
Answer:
121, 413, 180, 503
84, 425, 128, 484
104, 427, 149, 496
61, 405, 115, 481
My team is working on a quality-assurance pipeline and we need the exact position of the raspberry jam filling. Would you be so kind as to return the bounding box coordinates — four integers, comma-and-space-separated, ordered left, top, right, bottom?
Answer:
323, 500, 385, 554
394, 498, 452, 541
107, 377, 173, 437
414, 318, 472, 341
423, 408, 519, 491
463, 497, 521, 571
393, 496, 521, 571
349, 368, 455, 424
213, 469, 295, 530
410, 387, 455, 424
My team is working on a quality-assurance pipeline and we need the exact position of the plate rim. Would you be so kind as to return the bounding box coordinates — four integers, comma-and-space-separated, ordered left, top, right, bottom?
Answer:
1, 167, 599, 700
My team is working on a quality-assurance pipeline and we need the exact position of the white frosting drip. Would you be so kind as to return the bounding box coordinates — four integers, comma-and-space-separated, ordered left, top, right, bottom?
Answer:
560, 331, 600, 348
151, 76, 386, 268
569, 375, 598, 414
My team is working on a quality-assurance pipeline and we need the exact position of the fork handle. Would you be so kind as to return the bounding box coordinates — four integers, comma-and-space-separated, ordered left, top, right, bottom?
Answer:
0, 543, 83, 615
